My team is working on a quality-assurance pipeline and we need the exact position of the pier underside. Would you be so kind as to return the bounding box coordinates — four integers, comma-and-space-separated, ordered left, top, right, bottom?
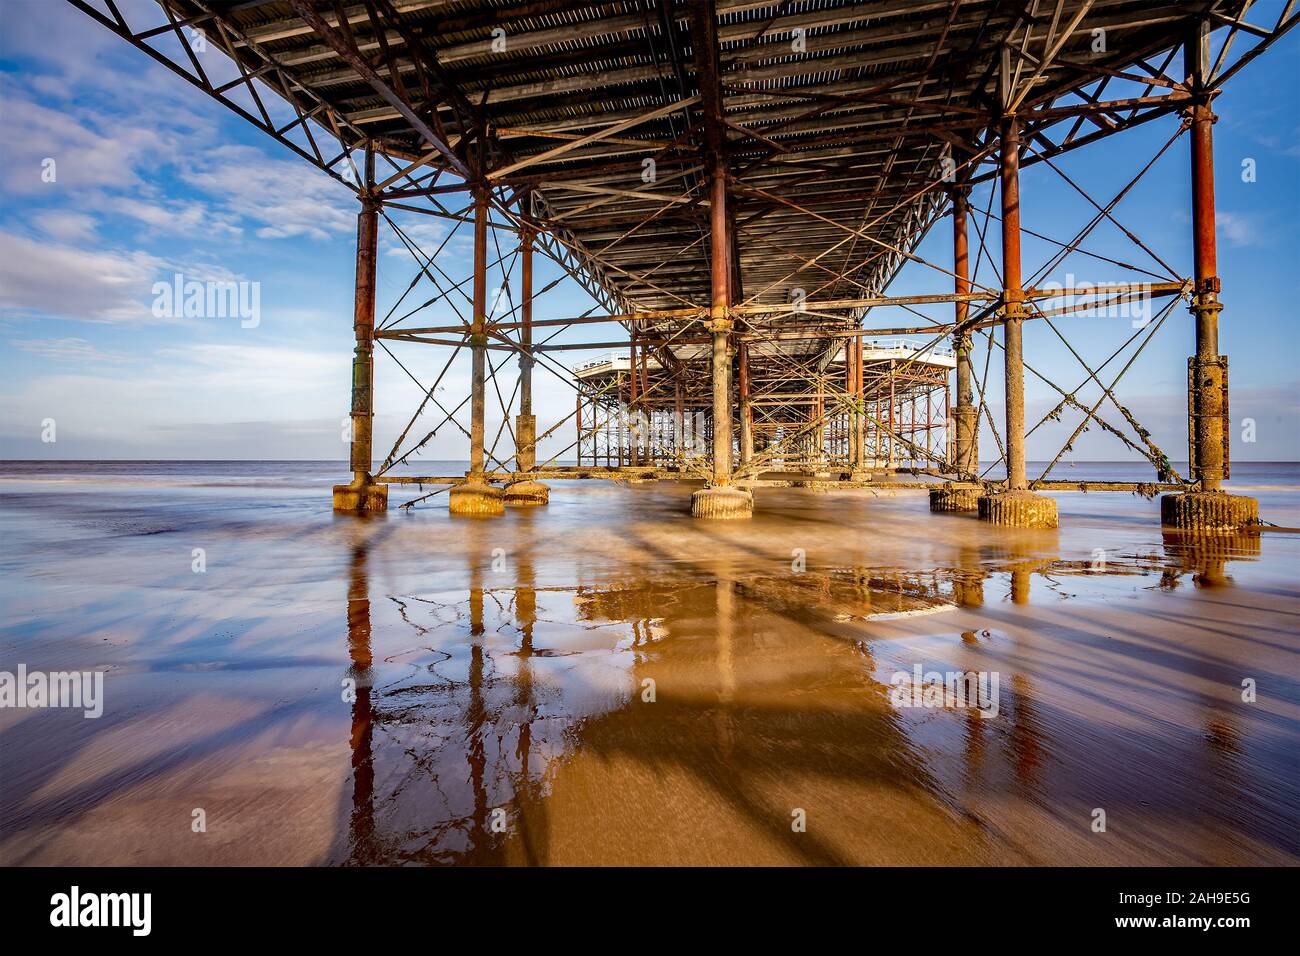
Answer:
73, 0, 1297, 529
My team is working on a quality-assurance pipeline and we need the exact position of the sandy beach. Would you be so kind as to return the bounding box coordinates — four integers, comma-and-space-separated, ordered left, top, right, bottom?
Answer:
1, 463, 1296, 866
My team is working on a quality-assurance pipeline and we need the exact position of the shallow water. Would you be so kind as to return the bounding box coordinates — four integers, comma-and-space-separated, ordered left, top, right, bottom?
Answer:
1, 463, 1297, 865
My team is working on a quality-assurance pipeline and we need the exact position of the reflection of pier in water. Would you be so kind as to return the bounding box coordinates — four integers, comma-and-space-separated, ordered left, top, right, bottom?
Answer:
339, 527, 1266, 864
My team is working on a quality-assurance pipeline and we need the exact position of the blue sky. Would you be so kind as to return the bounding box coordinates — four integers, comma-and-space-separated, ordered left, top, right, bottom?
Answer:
1, 0, 1297, 464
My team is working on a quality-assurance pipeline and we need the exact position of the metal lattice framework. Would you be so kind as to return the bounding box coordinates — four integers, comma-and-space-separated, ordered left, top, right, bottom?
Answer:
67, 0, 1297, 517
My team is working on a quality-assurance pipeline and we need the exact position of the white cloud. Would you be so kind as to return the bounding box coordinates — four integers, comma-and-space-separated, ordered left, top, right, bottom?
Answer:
0, 229, 168, 323
179, 144, 354, 241
0, 341, 353, 455
98, 194, 241, 238
1216, 211, 1262, 247
9, 337, 128, 364
32, 210, 98, 243
0, 87, 177, 195
383, 219, 453, 258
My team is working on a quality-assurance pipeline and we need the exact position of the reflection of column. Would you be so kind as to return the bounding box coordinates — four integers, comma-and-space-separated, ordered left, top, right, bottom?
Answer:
466, 557, 488, 851
1008, 674, 1042, 792
1162, 530, 1259, 588
1010, 567, 1031, 605
470, 559, 484, 638
346, 534, 375, 860
954, 544, 985, 607
962, 705, 988, 789
514, 550, 538, 799
714, 572, 735, 756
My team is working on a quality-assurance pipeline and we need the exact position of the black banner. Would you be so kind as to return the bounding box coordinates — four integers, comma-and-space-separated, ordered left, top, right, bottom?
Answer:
0, 866, 1285, 941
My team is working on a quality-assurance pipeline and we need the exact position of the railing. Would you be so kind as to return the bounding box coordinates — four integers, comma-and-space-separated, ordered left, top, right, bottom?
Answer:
861, 337, 955, 358
573, 353, 631, 373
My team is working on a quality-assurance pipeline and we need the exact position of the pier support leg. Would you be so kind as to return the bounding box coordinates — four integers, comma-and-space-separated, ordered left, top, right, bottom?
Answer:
849, 334, 870, 480
738, 342, 753, 467
334, 180, 388, 513
505, 225, 549, 506
691, 312, 752, 517
979, 114, 1057, 528
933, 175, 980, 512
689, 16, 751, 519
1162, 22, 1256, 533
690, 179, 751, 516
450, 182, 504, 516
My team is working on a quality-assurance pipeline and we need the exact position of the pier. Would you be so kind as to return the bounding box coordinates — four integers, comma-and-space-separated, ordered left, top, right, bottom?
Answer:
72, 0, 1296, 529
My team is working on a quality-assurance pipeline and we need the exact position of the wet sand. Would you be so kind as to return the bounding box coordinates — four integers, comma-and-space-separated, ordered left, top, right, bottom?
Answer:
1, 472, 1297, 865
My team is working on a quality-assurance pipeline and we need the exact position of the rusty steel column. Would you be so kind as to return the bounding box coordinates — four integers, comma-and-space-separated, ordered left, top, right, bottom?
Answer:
449, 182, 504, 515
688, 1, 750, 517
852, 334, 866, 472
674, 381, 685, 467
1000, 116, 1027, 491
1161, 20, 1257, 532
842, 338, 852, 468
518, 226, 536, 462
978, 114, 1056, 527
470, 185, 488, 476
505, 224, 549, 504
709, 169, 732, 484
933, 175, 982, 512
887, 361, 896, 467
332, 171, 387, 512
952, 180, 978, 479
628, 337, 640, 466
639, 344, 651, 465
1188, 26, 1224, 494
350, 199, 378, 485
575, 389, 582, 468
738, 342, 753, 465
690, 162, 751, 516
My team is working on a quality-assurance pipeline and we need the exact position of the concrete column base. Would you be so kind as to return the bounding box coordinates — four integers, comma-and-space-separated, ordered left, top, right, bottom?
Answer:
1160, 491, 1258, 533
503, 478, 550, 506
690, 485, 753, 519
332, 481, 388, 512
978, 489, 1058, 528
929, 484, 982, 512
448, 478, 505, 516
